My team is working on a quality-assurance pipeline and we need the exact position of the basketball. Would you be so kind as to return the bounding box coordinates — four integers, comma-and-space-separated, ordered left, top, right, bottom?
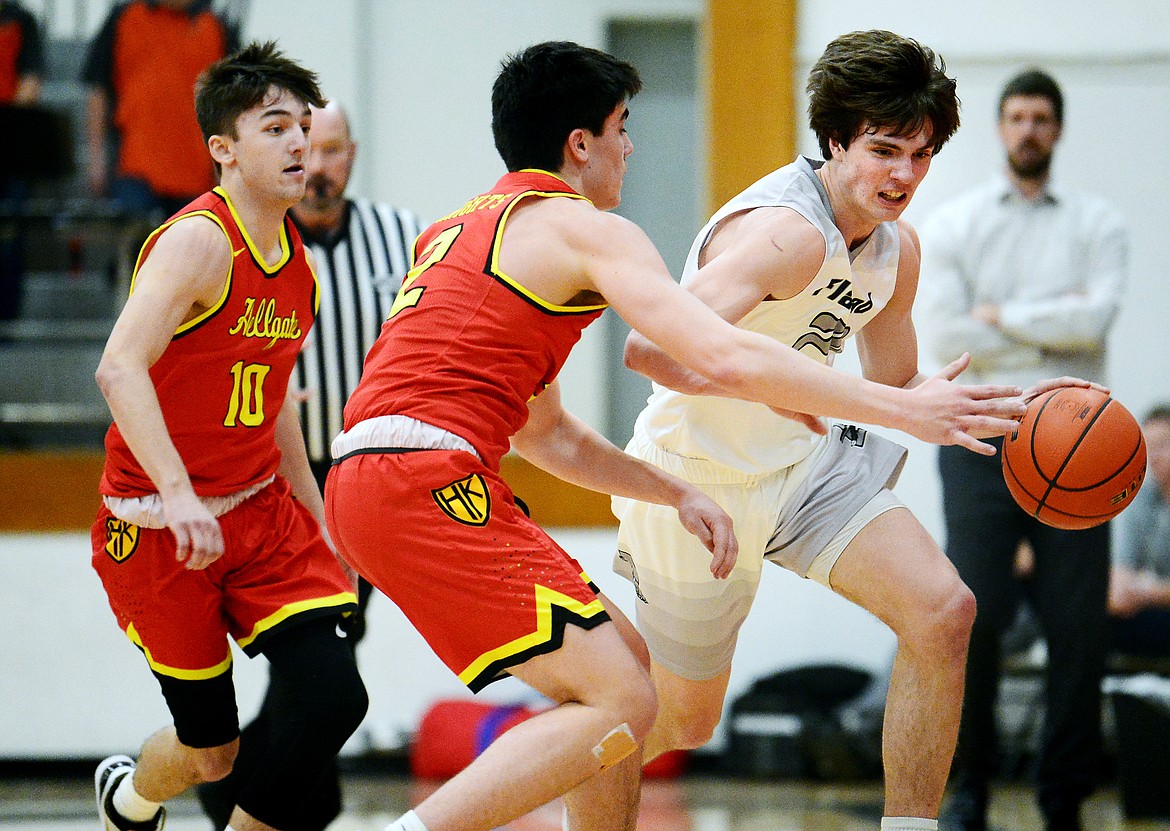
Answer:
1002, 386, 1147, 530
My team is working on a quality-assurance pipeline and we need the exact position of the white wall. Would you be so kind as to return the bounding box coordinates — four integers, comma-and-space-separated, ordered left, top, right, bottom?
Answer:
6, 0, 1170, 759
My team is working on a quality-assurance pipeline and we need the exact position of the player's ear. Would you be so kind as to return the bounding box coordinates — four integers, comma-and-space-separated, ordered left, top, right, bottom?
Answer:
208, 134, 235, 169
565, 127, 590, 165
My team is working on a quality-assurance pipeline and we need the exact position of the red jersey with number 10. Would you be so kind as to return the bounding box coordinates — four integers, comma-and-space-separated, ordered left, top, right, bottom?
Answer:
343, 170, 608, 471
100, 187, 319, 498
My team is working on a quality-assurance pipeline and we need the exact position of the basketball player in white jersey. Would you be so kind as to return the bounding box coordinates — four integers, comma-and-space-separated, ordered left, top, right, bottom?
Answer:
613, 30, 1088, 831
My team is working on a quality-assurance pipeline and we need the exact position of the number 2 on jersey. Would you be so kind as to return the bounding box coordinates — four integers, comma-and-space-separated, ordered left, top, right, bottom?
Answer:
387, 224, 463, 320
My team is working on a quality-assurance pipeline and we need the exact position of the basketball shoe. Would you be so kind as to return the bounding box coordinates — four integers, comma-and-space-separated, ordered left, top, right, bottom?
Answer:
95, 755, 165, 831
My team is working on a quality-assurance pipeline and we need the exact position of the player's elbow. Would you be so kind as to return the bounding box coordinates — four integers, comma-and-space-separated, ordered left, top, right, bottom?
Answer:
94, 352, 132, 403
622, 331, 652, 374
698, 350, 752, 395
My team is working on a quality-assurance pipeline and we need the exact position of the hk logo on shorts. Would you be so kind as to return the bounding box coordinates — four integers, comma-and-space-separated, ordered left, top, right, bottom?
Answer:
104, 518, 140, 562
432, 473, 491, 526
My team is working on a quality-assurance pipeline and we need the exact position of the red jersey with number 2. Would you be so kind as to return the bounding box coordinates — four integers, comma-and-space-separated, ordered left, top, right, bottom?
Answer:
100, 187, 319, 498
343, 170, 607, 471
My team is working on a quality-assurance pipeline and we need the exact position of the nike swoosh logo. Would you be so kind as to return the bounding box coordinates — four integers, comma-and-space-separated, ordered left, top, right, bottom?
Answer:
233, 247, 247, 258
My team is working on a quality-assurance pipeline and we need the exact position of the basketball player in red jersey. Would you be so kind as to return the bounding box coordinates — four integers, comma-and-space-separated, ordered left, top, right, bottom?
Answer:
328, 41, 1028, 831
90, 42, 367, 831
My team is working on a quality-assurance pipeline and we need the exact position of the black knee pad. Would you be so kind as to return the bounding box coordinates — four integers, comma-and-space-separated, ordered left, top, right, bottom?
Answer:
155, 667, 240, 749
235, 616, 368, 829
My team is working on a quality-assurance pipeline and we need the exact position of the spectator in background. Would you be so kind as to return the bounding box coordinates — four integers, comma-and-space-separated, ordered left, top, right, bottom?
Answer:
919, 68, 1128, 831
1109, 406, 1170, 660
0, 0, 43, 320
0, 0, 43, 105
197, 99, 421, 831
82, 0, 237, 220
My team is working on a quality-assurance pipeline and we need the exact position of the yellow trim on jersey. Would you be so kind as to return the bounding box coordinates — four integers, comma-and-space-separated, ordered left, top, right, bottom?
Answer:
457, 583, 608, 686
235, 592, 359, 650
214, 185, 292, 274
128, 209, 235, 337
488, 172, 608, 314
306, 248, 321, 315
126, 622, 234, 680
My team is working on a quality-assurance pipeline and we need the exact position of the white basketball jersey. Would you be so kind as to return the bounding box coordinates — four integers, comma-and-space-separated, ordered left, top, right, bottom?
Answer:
636, 156, 900, 474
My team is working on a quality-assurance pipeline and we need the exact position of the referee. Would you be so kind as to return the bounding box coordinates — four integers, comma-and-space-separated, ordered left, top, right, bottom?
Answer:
197, 100, 421, 831
291, 102, 422, 489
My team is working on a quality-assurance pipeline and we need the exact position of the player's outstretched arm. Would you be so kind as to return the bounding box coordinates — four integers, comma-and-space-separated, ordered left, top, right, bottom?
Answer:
95, 217, 230, 569
857, 221, 1027, 452
579, 212, 1023, 450
511, 381, 738, 578
902, 354, 1027, 453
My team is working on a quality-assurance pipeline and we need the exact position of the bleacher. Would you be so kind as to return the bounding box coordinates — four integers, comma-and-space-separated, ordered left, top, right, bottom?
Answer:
0, 36, 142, 450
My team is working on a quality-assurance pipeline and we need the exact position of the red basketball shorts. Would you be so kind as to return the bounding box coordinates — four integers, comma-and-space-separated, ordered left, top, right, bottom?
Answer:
92, 475, 358, 679
326, 449, 610, 691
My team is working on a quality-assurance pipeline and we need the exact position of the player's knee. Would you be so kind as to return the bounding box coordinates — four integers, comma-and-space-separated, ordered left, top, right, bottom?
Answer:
264, 617, 370, 751
330, 669, 370, 739
666, 705, 721, 750
298, 660, 369, 744
942, 578, 977, 640
190, 741, 239, 782
908, 576, 976, 658
616, 671, 658, 740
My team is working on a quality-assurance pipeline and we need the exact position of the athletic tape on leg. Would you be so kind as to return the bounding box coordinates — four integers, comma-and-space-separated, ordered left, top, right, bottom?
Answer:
592, 722, 637, 770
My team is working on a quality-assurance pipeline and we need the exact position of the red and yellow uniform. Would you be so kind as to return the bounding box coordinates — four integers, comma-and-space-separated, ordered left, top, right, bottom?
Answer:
93, 187, 356, 678
102, 187, 314, 498
328, 170, 610, 691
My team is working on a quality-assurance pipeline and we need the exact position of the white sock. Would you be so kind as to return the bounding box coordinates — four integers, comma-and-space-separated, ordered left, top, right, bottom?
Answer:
385, 810, 429, 831
112, 771, 162, 822
880, 819, 938, 831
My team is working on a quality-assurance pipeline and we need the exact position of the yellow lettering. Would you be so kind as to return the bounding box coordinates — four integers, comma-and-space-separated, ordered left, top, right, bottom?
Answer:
227, 297, 303, 346
229, 297, 255, 336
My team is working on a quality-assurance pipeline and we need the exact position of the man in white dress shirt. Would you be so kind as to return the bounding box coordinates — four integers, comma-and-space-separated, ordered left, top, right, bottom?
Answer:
918, 68, 1128, 831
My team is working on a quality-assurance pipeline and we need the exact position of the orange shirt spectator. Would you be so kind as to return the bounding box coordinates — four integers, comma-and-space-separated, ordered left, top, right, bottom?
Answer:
82, 0, 236, 215
0, 0, 43, 105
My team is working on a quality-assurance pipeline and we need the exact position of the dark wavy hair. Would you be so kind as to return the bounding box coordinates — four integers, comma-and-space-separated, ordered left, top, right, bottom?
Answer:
806, 29, 960, 160
492, 41, 642, 173
195, 41, 325, 173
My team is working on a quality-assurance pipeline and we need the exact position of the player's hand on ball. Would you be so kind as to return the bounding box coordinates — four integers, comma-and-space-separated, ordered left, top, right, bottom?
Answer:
1021, 375, 1109, 404
908, 353, 1024, 454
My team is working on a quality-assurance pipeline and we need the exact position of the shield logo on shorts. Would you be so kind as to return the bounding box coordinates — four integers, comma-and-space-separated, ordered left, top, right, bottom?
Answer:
432, 473, 492, 526
105, 518, 140, 562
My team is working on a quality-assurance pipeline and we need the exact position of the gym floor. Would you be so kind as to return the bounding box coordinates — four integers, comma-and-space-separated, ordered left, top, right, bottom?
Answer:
2, 773, 1168, 831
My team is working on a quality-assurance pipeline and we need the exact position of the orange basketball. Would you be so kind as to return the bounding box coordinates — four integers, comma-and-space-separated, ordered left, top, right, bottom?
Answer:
1002, 386, 1147, 530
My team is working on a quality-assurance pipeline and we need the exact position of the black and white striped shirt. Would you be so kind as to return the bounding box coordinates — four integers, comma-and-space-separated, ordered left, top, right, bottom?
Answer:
294, 198, 422, 468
